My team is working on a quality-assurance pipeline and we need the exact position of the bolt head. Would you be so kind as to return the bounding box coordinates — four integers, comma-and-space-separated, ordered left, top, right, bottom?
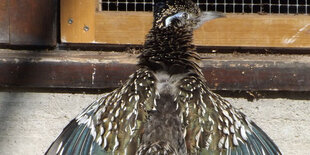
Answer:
68, 18, 73, 24
84, 25, 90, 32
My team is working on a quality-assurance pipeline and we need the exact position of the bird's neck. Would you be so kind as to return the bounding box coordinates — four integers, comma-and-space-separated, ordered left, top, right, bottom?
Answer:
144, 27, 194, 53
138, 26, 199, 74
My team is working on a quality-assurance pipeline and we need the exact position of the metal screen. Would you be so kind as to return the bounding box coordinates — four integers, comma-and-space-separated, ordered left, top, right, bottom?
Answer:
99, 0, 309, 14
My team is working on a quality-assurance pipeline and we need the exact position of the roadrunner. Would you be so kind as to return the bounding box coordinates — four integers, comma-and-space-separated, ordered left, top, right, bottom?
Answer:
46, 0, 281, 154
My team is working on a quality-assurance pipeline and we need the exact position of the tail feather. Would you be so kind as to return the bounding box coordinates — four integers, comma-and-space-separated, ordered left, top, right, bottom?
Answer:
46, 120, 78, 155
63, 124, 86, 154
228, 121, 281, 155
247, 134, 263, 155
80, 130, 93, 155
71, 125, 91, 154
45, 119, 99, 155
250, 122, 281, 154
240, 141, 252, 155
233, 144, 243, 155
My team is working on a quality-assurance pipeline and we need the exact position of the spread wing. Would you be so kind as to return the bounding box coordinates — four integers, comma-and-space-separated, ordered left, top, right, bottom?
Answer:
45, 68, 157, 155
176, 74, 282, 155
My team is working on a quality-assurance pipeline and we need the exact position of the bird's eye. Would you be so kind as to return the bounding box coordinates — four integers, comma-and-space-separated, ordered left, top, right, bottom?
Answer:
182, 13, 189, 19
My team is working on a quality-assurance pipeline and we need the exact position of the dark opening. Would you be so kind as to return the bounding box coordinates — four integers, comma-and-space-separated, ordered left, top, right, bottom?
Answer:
99, 0, 309, 14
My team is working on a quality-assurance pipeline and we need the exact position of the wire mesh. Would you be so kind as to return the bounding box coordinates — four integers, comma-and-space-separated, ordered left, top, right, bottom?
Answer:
99, 0, 309, 14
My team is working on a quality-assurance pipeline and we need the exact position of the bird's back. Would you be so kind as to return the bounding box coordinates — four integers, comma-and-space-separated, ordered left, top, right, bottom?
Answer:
137, 93, 187, 154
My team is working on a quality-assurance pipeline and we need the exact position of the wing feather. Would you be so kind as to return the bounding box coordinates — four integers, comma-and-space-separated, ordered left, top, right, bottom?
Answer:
176, 75, 282, 155
46, 68, 157, 154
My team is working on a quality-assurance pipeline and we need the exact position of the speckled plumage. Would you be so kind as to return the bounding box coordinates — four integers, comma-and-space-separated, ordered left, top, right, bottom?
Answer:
46, 0, 282, 154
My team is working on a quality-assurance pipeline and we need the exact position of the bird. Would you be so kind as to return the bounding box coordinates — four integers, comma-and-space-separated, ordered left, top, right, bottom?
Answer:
46, 0, 282, 154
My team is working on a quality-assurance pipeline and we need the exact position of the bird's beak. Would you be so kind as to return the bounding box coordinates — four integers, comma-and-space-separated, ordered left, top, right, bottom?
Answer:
201, 11, 226, 22
194, 11, 225, 29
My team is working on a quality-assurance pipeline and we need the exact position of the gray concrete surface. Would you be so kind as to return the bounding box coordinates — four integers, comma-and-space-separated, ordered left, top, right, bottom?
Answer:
0, 92, 309, 155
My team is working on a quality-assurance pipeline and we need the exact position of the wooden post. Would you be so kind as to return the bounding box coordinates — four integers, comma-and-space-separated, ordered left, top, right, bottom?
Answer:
9, 0, 57, 45
0, 0, 9, 44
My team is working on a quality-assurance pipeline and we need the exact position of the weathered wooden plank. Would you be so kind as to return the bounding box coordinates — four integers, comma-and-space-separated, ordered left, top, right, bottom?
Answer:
0, 0, 9, 44
196, 14, 310, 47
0, 49, 309, 91
60, 0, 95, 43
9, 0, 56, 45
95, 12, 152, 44
93, 12, 310, 48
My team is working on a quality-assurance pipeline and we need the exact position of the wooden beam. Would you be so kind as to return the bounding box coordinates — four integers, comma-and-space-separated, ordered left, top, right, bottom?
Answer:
0, 0, 9, 44
0, 49, 309, 91
95, 12, 152, 44
93, 12, 310, 48
9, 0, 57, 45
195, 14, 310, 48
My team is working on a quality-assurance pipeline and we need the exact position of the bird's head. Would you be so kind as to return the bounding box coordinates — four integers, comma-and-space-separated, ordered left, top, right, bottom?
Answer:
154, 0, 225, 30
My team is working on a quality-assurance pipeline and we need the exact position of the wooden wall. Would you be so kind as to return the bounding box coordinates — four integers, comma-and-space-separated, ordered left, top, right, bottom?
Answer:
60, 0, 310, 48
0, 0, 9, 44
0, 0, 57, 46
1, 0, 309, 48
93, 12, 310, 48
